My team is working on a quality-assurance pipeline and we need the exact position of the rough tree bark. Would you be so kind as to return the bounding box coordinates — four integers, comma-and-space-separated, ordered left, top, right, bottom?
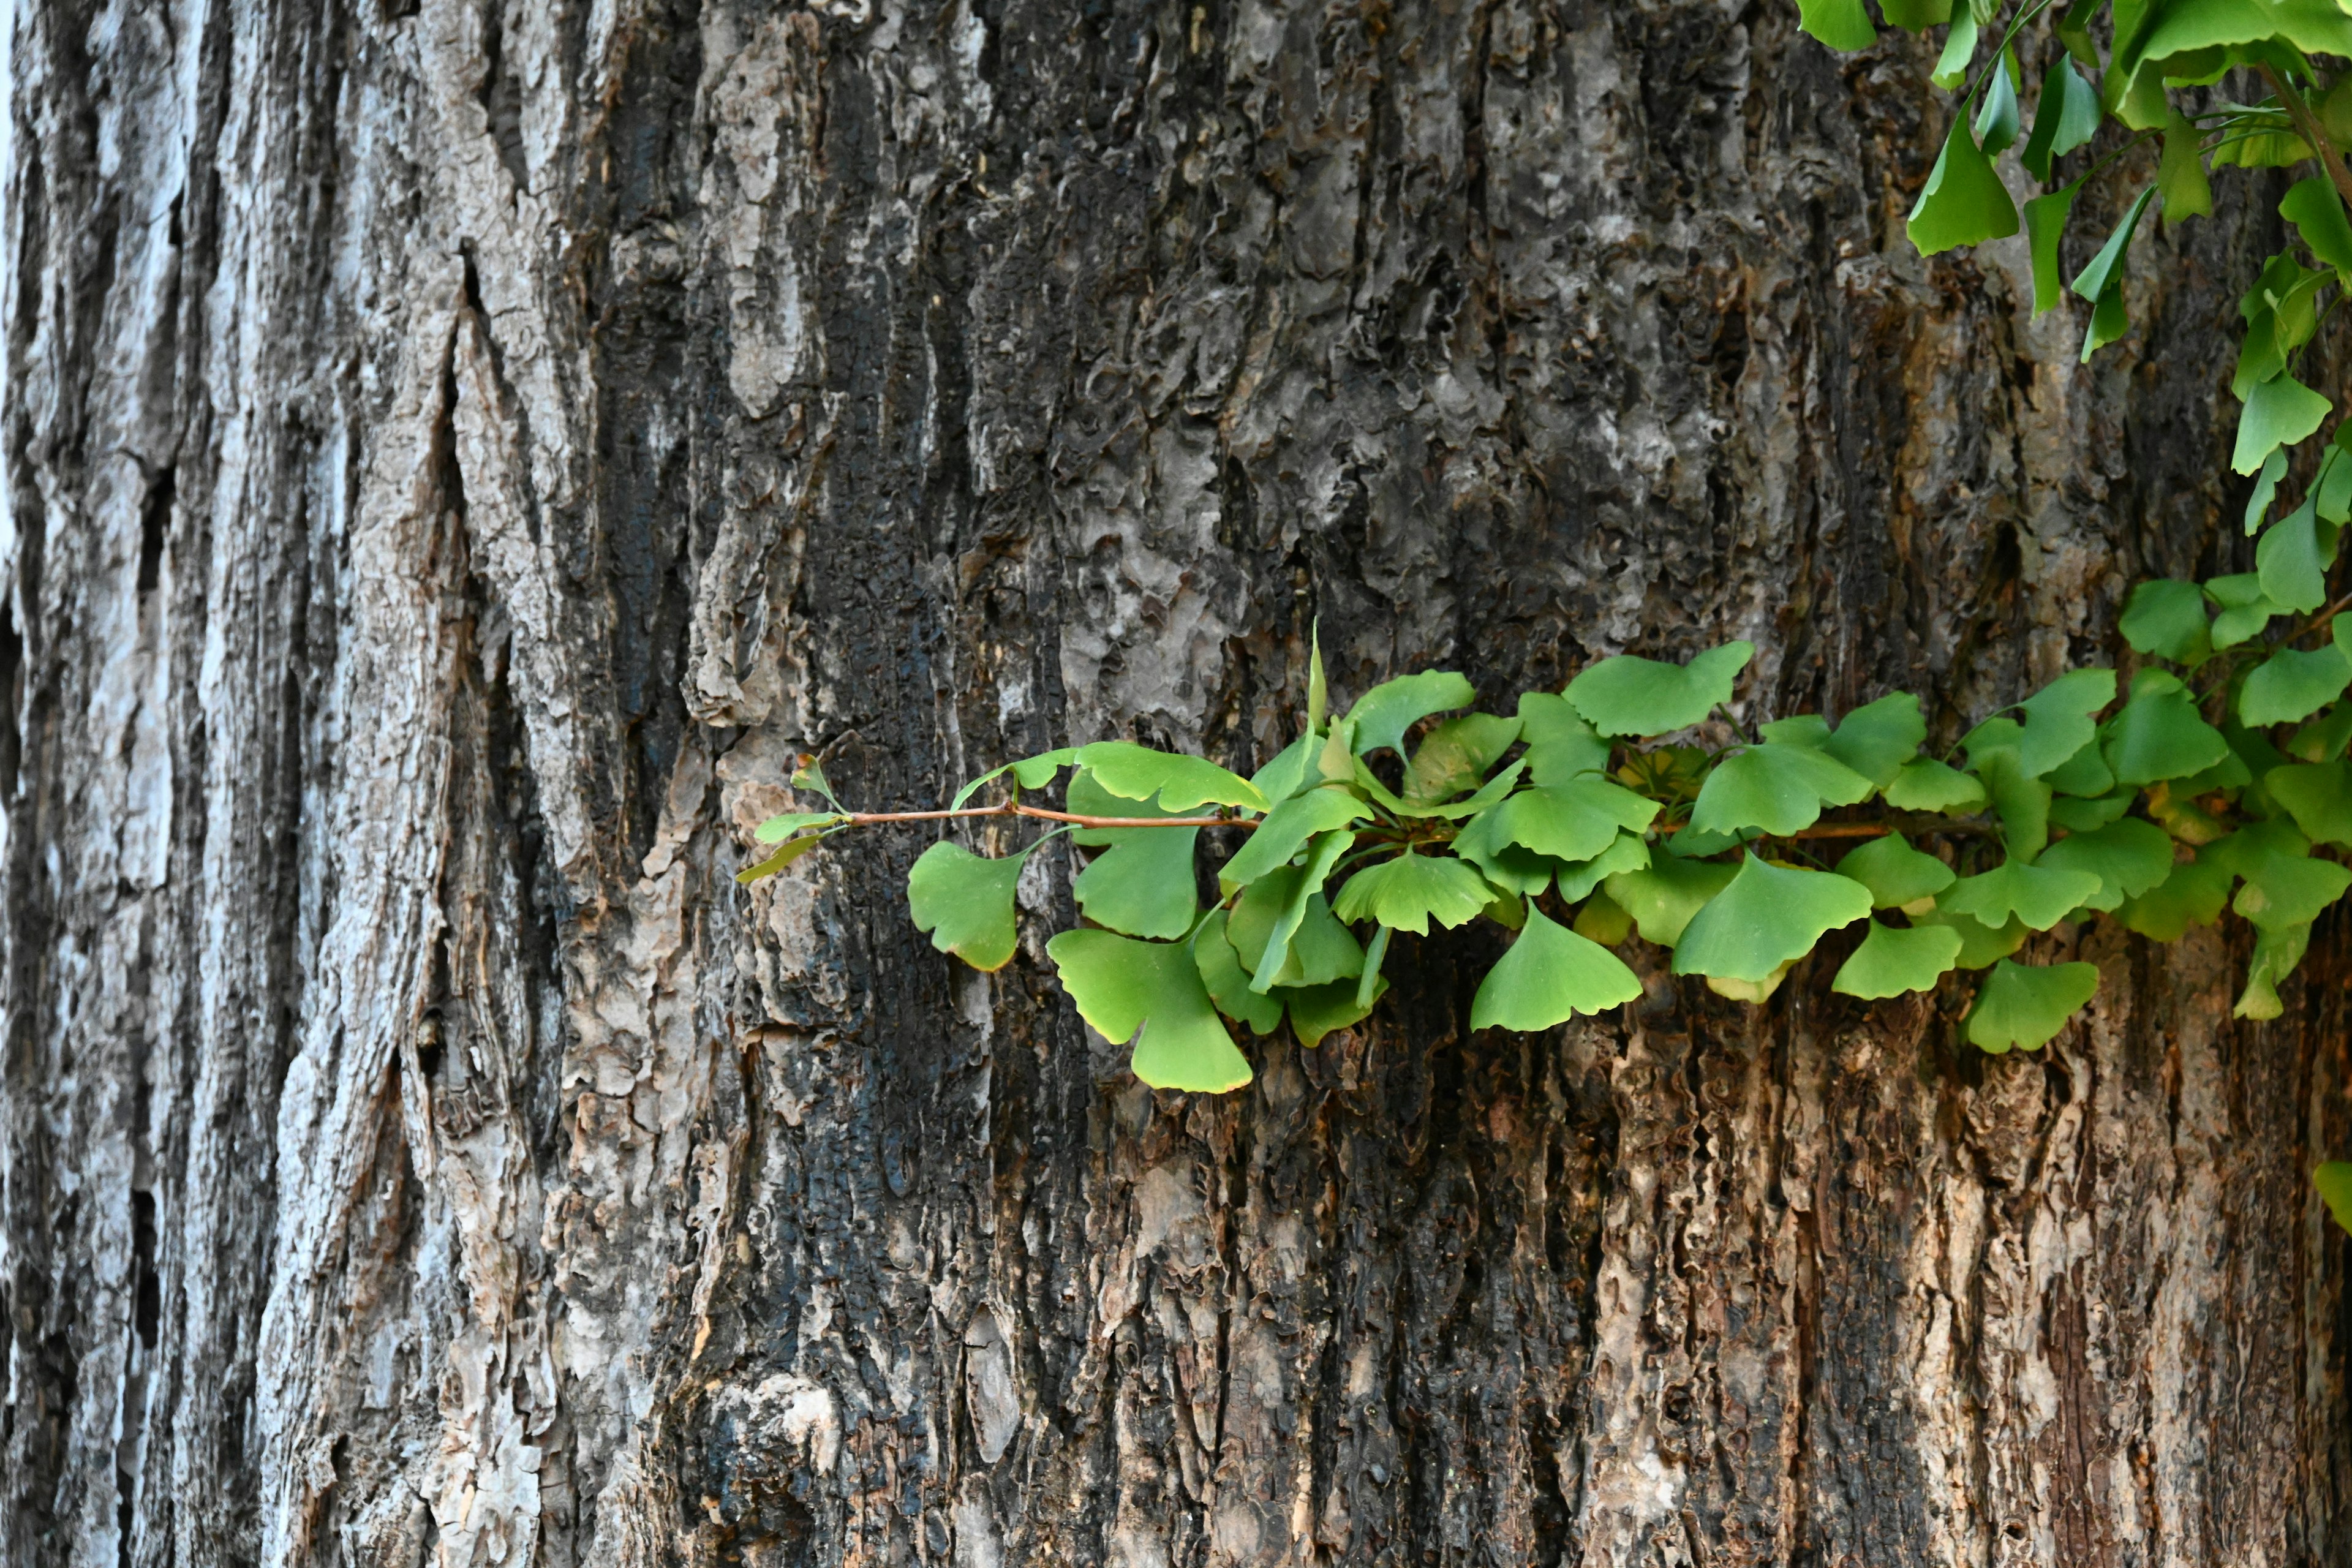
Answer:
5, 0, 2348, 1564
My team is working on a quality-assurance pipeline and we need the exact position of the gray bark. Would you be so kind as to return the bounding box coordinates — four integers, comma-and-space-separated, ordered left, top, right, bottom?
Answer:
4, 1, 2348, 1566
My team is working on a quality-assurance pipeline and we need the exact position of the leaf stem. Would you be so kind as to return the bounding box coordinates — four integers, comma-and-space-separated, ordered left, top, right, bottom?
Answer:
840, 802, 1260, 830
2258, 64, 2352, 209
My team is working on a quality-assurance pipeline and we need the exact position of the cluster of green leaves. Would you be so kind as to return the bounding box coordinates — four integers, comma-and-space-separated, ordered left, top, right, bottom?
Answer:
1793, 0, 2352, 1227
748, 630, 2348, 1101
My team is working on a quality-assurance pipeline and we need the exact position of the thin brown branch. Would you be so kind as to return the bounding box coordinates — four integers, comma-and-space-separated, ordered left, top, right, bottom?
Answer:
839, 802, 1257, 830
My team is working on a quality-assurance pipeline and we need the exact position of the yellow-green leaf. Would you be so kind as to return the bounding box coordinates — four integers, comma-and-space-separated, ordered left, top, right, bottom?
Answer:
1966, 959, 2100, 1052
1048, 930, 1253, 1091
1469, 908, 1643, 1030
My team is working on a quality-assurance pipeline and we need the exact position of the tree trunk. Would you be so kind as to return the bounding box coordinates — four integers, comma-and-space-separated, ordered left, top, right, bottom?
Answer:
6, 1, 2348, 1564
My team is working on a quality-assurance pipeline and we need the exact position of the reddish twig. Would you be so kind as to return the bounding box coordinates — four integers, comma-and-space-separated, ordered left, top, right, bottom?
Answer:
840, 801, 1257, 830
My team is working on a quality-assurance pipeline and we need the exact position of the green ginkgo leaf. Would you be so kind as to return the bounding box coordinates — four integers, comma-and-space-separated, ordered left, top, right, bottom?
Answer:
2266, 760, 2352, 845
2234, 919, 2312, 1020
1047, 930, 1253, 1091
1332, 850, 1494, 935
1820, 693, 1927, 786
1565, 642, 1755, 737
1912, 905, 2029, 969
2115, 852, 2233, 940
1882, 756, 1988, 814
1834, 833, 1955, 910
1449, 805, 1563, 896
755, 810, 848, 843
1406, 714, 1523, 802
1604, 854, 1739, 948
2240, 645, 2352, 726
2105, 669, 2232, 785
1346, 671, 1479, 758
2025, 182, 2081, 315
951, 747, 1080, 809
2247, 448, 2288, 536
1075, 741, 1268, 813
1930, 8, 1975, 86
1216, 785, 1373, 894
2233, 847, 2352, 931
1880, 0, 1949, 25
2206, 573, 2288, 649
1246, 831, 1354, 991
2281, 175, 2352, 276
1966, 959, 2101, 1053
1796, 0, 1875, 50
1285, 975, 1386, 1049
2035, 818, 2175, 911
1555, 832, 1653, 902
2255, 500, 2339, 613
1469, 908, 1644, 1030
737, 831, 829, 884
1909, 113, 2020, 255
2071, 187, 2159, 361
2043, 738, 2116, 799
1518, 691, 1614, 783
1975, 48, 2021, 156
1191, 911, 1286, 1034
2316, 1163, 2352, 1238
1831, 920, 1964, 999
2016, 668, 2117, 777
2158, 110, 2213, 222
1968, 742, 2054, 861
1672, 854, 1871, 983
1260, 892, 1364, 987
2049, 789, 2133, 832
2119, 579, 2214, 665
1250, 733, 1321, 807
2289, 700, 2352, 763
2233, 372, 2332, 475
2023, 54, 2103, 183
1493, 779, 1661, 862
1941, 857, 2103, 930
908, 840, 1030, 970
1069, 770, 1198, 938
1689, 742, 1875, 837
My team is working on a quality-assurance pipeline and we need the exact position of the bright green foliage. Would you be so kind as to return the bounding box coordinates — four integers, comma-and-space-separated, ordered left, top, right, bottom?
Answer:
1346, 671, 1479, 758
1966, 960, 2101, 1053
2023, 55, 2102, 181
2241, 645, 2352, 725
1470, 909, 1643, 1030
1885, 757, 1989, 812
908, 841, 1028, 971
1216, 785, 1371, 894
1796, 0, 1875, 50
2256, 501, 2340, 611
1673, 854, 1871, 983
1192, 912, 1286, 1035
1408, 714, 1523, 802
2026, 183, 2081, 314
951, 747, 1079, 809
1518, 692, 1613, 783
1555, 832, 1652, 901
1069, 770, 1199, 938
736, 832, 828, 884
1689, 743, 1875, 836
2070, 186, 2158, 360
1822, 693, 1928, 785
1606, 854, 1739, 948
2120, 579, 2213, 665
2116, 853, 2233, 940
1048, 930, 1253, 1091
2207, 574, 2288, 649
1566, 643, 1754, 736
1976, 49, 2022, 156
1943, 858, 2105, 930
2316, 1163, 2352, 1238
2037, 818, 2175, 911
1494, 780, 1660, 861
1836, 833, 1956, 910
2236, 921, 2313, 1019
1915, 903, 2030, 969
2269, 760, 2352, 843
755, 810, 846, 843
1333, 850, 1493, 935
1242, 832, 1354, 992
1076, 741, 1268, 813
1833, 921, 1964, 998
1910, 115, 2021, 255
2106, 671, 2232, 785
2016, 669, 2117, 776
2234, 373, 2333, 475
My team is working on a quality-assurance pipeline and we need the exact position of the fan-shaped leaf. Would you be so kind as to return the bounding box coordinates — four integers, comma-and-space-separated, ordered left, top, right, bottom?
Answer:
1047, 930, 1253, 1091
755, 810, 846, 844
1604, 854, 1738, 948
1909, 114, 2020, 255
2037, 818, 2175, 911
1671, 854, 1872, 983
1075, 741, 1268, 813
1796, 0, 1875, 50
1883, 757, 1989, 813
2105, 670, 2232, 785
2256, 500, 2340, 613
1192, 911, 1286, 1034
1969, 744, 2054, 861
1067, 770, 1199, 938
1518, 691, 1613, 783
908, 841, 1028, 971
1407, 714, 1523, 802
1913, 905, 2029, 969
2282, 175, 2352, 276
1835, 833, 1955, 910
2233, 848, 2352, 930
1285, 975, 1386, 1049
1689, 743, 1874, 837
2115, 851, 2233, 940
2241, 645, 2352, 726
2026, 181, 2081, 315
2119, 579, 2214, 665
1245, 831, 1354, 991
952, 747, 1080, 810
1493, 779, 1660, 862
2017, 669, 2117, 777
1332, 850, 1494, 936
1975, 49, 2021, 156
2235, 919, 2313, 1020
2267, 760, 2352, 845
1346, 671, 1479, 758
2024, 55, 2103, 183
2207, 573, 2286, 649
1449, 805, 1562, 897
1216, 785, 1372, 895
1942, 857, 2103, 930
1556, 832, 1653, 902
1566, 643, 1754, 737
1966, 960, 2101, 1053
2049, 789, 2133, 832
1250, 733, 1320, 807
1470, 908, 1644, 1030
1820, 693, 1926, 786
1832, 921, 1964, 999
2233, 372, 2332, 475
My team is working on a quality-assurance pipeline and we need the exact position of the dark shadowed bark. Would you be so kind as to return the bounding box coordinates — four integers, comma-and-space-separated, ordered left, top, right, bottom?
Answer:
6, 1, 2348, 1565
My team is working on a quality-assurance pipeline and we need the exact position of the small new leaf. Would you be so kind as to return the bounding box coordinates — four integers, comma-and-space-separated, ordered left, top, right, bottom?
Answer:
1942, 856, 2104, 930
1566, 642, 1754, 737
908, 841, 1027, 971
1332, 851, 1494, 936
2035, 817, 2174, 911
1346, 671, 1479, 759
1670, 854, 1872, 984
1883, 758, 1989, 813
1832, 921, 1964, 999
1834, 833, 1956, 910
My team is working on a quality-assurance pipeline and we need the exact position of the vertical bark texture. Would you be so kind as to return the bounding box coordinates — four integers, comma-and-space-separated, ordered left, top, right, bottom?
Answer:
5, 1, 2349, 1564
